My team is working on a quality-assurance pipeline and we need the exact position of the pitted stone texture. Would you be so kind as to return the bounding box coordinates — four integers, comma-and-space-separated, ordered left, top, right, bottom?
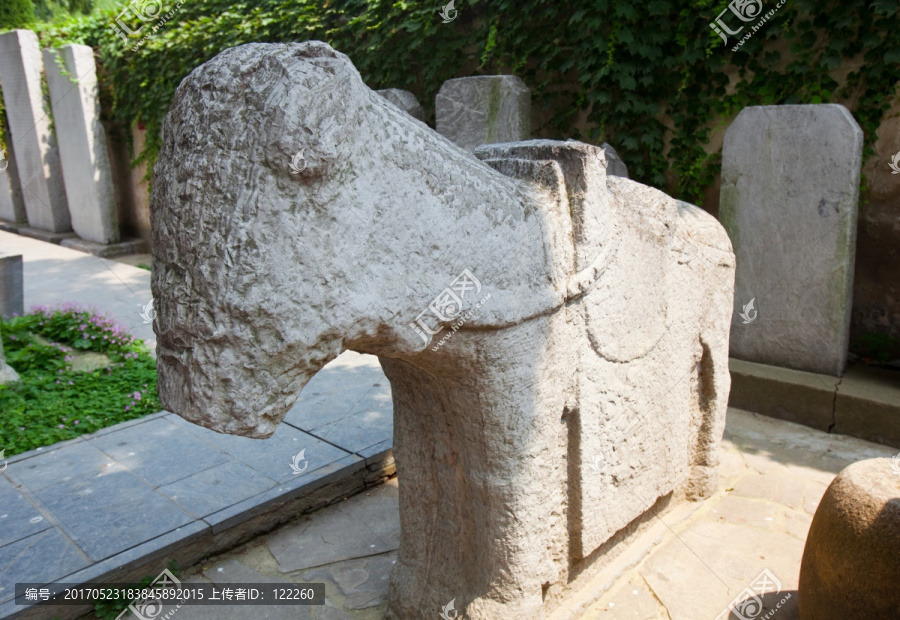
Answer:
375, 89, 425, 122
798, 457, 900, 619
0, 30, 70, 233
720, 104, 861, 377
44, 45, 119, 245
152, 41, 734, 619
436, 75, 530, 151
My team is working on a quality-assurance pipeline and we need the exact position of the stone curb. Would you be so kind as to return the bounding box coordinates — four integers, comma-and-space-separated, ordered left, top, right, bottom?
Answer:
729, 358, 900, 448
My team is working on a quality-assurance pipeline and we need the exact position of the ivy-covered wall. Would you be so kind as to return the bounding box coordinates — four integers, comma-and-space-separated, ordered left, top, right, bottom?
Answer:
2, 0, 898, 356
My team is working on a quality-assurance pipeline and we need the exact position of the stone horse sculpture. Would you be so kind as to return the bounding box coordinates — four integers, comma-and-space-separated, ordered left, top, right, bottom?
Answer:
151, 41, 735, 618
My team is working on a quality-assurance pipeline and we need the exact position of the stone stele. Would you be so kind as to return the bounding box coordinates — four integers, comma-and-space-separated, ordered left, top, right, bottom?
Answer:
436, 75, 530, 151
152, 41, 735, 619
43, 44, 120, 245
720, 104, 862, 377
798, 457, 900, 619
375, 88, 425, 122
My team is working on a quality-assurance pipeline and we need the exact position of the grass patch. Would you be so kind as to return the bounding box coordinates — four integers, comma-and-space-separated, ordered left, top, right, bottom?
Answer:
0, 303, 160, 457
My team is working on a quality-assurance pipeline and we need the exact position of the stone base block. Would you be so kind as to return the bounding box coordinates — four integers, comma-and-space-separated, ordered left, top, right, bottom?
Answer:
728, 358, 839, 432
17, 226, 77, 244
60, 236, 149, 258
0, 219, 21, 233
729, 357, 900, 448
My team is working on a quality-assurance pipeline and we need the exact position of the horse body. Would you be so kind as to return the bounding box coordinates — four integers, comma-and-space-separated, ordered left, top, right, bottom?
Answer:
152, 41, 734, 618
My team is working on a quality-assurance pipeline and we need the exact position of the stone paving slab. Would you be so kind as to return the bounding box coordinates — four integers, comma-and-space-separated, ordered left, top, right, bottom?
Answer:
103, 407, 894, 620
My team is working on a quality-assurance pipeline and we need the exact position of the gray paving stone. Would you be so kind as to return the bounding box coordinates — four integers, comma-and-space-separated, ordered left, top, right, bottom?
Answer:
270, 480, 399, 573
204, 454, 364, 535
158, 461, 279, 519
171, 419, 353, 485
89, 417, 231, 487
8, 440, 119, 492
0, 528, 90, 604
32, 469, 192, 561
286, 367, 388, 431
0, 477, 50, 548
305, 385, 393, 455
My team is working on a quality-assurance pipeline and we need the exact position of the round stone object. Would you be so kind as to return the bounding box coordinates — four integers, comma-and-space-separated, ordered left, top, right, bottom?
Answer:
799, 457, 900, 619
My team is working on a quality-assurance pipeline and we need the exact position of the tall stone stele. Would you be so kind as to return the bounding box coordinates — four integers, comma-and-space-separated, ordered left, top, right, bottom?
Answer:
436, 75, 530, 151
720, 104, 862, 377
43, 44, 119, 245
151, 41, 735, 619
0, 30, 70, 233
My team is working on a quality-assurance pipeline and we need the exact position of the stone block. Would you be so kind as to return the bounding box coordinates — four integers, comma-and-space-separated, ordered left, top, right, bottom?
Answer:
0, 30, 70, 233
16, 226, 77, 244
601, 142, 628, 178
833, 364, 900, 448
150, 42, 735, 618
0, 253, 23, 320
728, 357, 838, 432
60, 236, 147, 257
43, 45, 119, 245
720, 104, 862, 377
799, 458, 900, 619
436, 75, 530, 151
375, 88, 425, 121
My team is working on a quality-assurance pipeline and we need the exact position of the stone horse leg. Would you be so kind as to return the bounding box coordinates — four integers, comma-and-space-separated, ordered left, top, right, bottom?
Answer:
151, 41, 734, 618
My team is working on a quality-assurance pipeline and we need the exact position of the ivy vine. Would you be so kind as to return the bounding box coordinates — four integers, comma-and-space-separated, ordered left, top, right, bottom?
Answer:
13, 0, 900, 204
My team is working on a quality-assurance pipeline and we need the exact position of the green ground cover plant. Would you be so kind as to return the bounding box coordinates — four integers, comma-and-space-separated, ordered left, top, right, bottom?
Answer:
0, 303, 160, 456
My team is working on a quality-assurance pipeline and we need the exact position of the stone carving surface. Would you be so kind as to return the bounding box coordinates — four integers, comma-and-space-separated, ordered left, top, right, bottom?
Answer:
436, 75, 530, 151
152, 41, 735, 619
375, 89, 425, 122
720, 104, 861, 377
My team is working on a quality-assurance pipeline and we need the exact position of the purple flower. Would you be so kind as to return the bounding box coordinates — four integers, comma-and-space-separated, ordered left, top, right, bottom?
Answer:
133, 391, 141, 400
74, 420, 79, 425
125, 405, 131, 411
58, 424, 64, 429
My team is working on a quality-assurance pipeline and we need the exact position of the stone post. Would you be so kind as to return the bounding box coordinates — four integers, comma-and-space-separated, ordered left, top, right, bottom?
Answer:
0, 30, 70, 234
0, 254, 24, 320
436, 75, 530, 151
720, 104, 862, 377
44, 44, 119, 245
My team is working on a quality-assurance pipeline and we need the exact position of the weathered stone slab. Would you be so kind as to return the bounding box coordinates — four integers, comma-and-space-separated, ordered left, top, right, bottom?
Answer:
151, 41, 735, 619
375, 88, 424, 122
0, 254, 23, 320
720, 104, 862, 377
43, 45, 119, 245
0, 30, 70, 233
436, 75, 530, 151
